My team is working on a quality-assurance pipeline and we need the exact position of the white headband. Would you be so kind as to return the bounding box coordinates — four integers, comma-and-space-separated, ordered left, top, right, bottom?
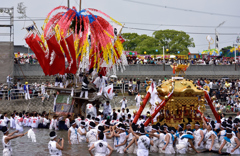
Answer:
3, 129, 9, 134
195, 124, 200, 126
152, 128, 157, 131
186, 131, 193, 134
226, 133, 232, 135
50, 135, 57, 140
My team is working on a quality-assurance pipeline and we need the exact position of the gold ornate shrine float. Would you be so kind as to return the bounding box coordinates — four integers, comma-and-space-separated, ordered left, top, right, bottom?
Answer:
133, 63, 221, 129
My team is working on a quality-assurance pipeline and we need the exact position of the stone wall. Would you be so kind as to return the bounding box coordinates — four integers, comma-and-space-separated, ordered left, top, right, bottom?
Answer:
0, 97, 54, 114
13, 64, 240, 84
0, 95, 137, 114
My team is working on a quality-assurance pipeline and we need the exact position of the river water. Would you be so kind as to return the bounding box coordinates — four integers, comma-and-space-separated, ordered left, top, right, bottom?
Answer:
0, 127, 226, 156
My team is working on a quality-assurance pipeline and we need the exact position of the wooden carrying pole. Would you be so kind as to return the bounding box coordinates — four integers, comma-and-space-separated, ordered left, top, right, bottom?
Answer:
144, 92, 173, 126
204, 91, 221, 123
132, 92, 150, 124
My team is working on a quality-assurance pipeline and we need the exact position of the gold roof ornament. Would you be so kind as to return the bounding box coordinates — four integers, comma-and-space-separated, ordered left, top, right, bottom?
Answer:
170, 63, 190, 76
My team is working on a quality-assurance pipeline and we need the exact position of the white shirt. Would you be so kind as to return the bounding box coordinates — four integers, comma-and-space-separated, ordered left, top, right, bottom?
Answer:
31, 117, 39, 128
135, 95, 142, 104
75, 117, 82, 127
120, 99, 127, 109
103, 103, 112, 115
86, 129, 98, 144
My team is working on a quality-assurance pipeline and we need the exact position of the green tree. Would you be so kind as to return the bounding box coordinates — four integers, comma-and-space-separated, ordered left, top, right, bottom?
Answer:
153, 29, 195, 55
122, 30, 195, 55
121, 33, 139, 51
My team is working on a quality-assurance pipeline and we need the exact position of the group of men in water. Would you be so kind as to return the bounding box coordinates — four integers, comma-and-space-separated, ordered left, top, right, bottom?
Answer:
1, 109, 240, 156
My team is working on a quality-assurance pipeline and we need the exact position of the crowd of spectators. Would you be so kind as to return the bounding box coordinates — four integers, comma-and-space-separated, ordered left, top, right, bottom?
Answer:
14, 56, 39, 64
126, 57, 240, 65
190, 78, 240, 113
0, 80, 54, 101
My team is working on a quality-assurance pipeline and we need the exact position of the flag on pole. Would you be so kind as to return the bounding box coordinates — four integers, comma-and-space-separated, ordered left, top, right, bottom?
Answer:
148, 82, 162, 122
104, 84, 114, 100
215, 31, 219, 50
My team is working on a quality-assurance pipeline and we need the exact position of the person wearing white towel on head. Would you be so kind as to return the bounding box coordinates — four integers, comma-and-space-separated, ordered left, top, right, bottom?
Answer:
48, 131, 64, 156
176, 129, 200, 154
77, 121, 87, 143
201, 114, 219, 151
113, 124, 127, 154
119, 97, 127, 109
1, 127, 24, 156
86, 122, 98, 149
193, 121, 204, 149
68, 122, 78, 145
219, 129, 240, 154
128, 124, 153, 156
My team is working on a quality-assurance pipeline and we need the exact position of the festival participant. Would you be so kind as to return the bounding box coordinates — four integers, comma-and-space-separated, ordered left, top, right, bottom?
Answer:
68, 122, 78, 144
77, 121, 87, 143
15, 113, 23, 132
103, 121, 114, 149
193, 121, 204, 149
80, 73, 89, 99
65, 115, 71, 129
75, 114, 82, 127
148, 125, 159, 153
217, 121, 227, 149
0, 116, 7, 129
162, 127, 175, 154
88, 132, 113, 156
28, 113, 33, 127
23, 115, 29, 127
1, 127, 25, 156
48, 131, 64, 156
9, 114, 15, 129
31, 114, 39, 128
113, 124, 127, 154
95, 118, 100, 130
119, 97, 127, 109
124, 124, 138, 154
129, 124, 153, 156
86, 122, 98, 148
41, 82, 45, 94
50, 116, 58, 130
14, 112, 19, 126
24, 82, 30, 100
176, 129, 200, 154
201, 114, 219, 151
3, 113, 9, 125
102, 101, 112, 119
219, 129, 240, 154
43, 115, 50, 129
134, 92, 142, 110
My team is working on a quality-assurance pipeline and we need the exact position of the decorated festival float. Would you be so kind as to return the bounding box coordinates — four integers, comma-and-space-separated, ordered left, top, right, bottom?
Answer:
132, 63, 221, 129
24, 6, 127, 119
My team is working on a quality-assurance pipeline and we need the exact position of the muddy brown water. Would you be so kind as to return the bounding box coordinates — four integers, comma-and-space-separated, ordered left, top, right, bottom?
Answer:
0, 127, 227, 156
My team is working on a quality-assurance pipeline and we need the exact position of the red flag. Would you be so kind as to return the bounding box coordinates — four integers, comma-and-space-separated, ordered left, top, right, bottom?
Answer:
25, 33, 49, 75
60, 38, 71, 73
65, 34, 77, 74
46, 35, 65, 75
